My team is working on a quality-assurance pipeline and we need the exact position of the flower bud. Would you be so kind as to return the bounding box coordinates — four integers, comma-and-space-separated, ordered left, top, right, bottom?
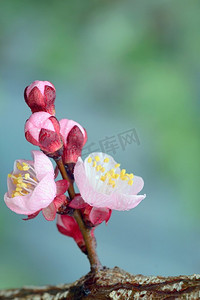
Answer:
59, 119, 87, 164
25, 112, 63, 157
24, 80, 56, 115
57, 214, 88, 254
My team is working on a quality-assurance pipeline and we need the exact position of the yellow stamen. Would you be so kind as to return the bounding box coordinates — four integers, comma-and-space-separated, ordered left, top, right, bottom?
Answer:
17, 163, 23, 171
104, 157, 109, 163
19, 182, 27, 188
105, 172, 111, 179
114, 174, 119, 179
95, 155, 100, 162
87, 157, 92, 163
101, 167, 105, 173
109, 169, 115, 177
22, 162, 30, 171
93, 161, 97, 168
128, 173, 134, 179
115, 163, 120, 168
24, 173, 30, 180
120, 169, 126, 176
100, 175, 106, 182
12, 191, 21, 197
96, 165, 101, 172
108, 178, 115, 186
128, 180, 133, 186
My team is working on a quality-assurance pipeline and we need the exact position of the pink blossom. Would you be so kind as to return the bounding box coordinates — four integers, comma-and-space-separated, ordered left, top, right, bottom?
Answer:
24, 80, 56, 115
25, 112, 63, 155
74, 152, 146, 211
59, 119, 87, 163
4, 151, 69, 220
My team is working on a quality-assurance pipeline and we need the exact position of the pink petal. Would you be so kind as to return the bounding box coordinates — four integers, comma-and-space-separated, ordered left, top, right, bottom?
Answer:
55, 180, 69, 196
32, 150, 54, 181
53, 195, 67, 209
23, 211, 40, 220
109, 193, 146, 211
25, 128, 40, 145
42, 202, 56, 221
26, 80, 55, 97
130, 176, 144, 195
69, 194, 86, 209
28, 173, 56, 211
4, 192, 36, 215
4, 173, 56, 215
25, 112, 54, 141
89, 207, 112, 225
59, 119, 85, 145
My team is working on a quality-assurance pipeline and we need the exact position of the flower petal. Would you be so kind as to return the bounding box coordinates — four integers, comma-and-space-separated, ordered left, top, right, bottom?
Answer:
89, 207, 112, 225
23, 211, 40, 220
28, 173, 56, 211
69, 194, 86, 209
59, 119, 85, 145
130, 176, 144, 195
42, 202, 56, 221
4, 192, 36, 215
32, 150, 54, 181
56, 180, 69, 196
53, 194, 67, 209
109, 193, 146, 211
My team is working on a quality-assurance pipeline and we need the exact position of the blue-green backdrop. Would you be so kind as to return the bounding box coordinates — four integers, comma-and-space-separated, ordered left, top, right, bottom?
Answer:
0, 0, 200, 289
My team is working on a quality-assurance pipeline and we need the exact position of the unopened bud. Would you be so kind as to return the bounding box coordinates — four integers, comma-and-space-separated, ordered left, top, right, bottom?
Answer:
24, 80, 56, 115
25, 112, 63, 157
59, 119, 87, 164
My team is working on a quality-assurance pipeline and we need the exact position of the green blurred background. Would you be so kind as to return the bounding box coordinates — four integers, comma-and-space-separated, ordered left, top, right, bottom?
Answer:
0, 0, 200, 289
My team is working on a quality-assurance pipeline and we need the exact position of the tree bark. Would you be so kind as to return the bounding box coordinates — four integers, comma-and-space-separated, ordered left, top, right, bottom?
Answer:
1, 267, 200, 299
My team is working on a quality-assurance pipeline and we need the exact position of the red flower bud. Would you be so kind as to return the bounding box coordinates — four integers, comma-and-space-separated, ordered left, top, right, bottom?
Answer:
59, 119, 87, 164
24, 80, 56, 115
25, 112, 63, 157
57, 214, 88, 254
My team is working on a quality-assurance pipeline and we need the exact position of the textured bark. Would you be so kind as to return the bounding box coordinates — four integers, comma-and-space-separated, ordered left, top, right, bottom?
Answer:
1, 267, 200, 299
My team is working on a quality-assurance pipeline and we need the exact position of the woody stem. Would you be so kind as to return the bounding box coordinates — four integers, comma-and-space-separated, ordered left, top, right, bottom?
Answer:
55, 156, 102, 272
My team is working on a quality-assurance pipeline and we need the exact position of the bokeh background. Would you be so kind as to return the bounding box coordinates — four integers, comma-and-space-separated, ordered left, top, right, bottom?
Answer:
0, 0, 200, 289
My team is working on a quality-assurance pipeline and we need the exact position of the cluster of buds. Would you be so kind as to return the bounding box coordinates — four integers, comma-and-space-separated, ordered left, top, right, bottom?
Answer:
4, 80, 146, 261
24, 81, 87, 163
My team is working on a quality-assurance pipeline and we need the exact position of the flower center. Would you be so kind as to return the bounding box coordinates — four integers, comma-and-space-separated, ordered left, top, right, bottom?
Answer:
8, 162, 38, 198
87, 155, 134, 190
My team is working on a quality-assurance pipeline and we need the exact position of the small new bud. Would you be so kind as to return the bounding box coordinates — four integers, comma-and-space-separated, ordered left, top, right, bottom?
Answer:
24, 80, 56, 115
59, 119, 87, 164
25, 112, 63, 157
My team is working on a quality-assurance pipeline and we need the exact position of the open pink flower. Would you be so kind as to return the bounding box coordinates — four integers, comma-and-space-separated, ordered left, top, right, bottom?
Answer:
4, 151, 69, 220
74, 152, 146, 211
24, 80, 56, 115
59, 119, 87, 164
25, 112, 63, 156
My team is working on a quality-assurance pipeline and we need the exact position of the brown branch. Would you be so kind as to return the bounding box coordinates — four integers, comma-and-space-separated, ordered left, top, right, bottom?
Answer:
55, 157, 102, 272
1, 267, 200, 299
